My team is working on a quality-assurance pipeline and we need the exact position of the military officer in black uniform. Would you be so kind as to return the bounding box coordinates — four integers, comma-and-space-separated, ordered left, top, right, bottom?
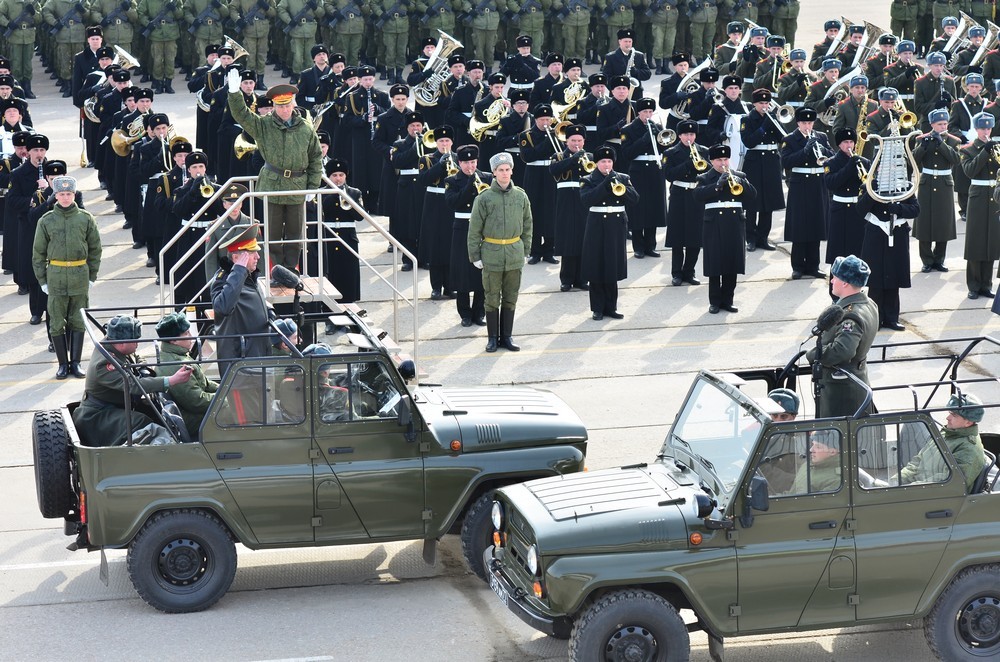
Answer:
576, 72, 608, 151
663, 119, 709, 287
739, 87, 784, 251
9, 132, 49, 324
620, 96, 667, 257
0, 131, 28, 282
151, 138, 193, 285
704, 74, 747, 148
495, 88, 532, 189
315, 158, 365, 303
520, 103, 560, 264
948, 72, 985, 222
859, 188, 919, 331
296, 44, 332, 110
373, 83, 411, 230
548, 124, 589, 291
602, 28, 652, 99
444, 144, 491, 327
693, 143, 756, 314
580, 144, 637, 321
595, 74, 633, 146
658, 52, 694, 132
345, 65, 391, 209
500, 35, 541, 94
445, 58, 486, 148
188, 44, 221, 163
916, 108, 962, 273
471, 72, 509, 163
781, 106, 832, 280
823, 127, 870, 289
417, 124, 456, 299
389, 110, 425, 271
529, 52, 564, 108
960, 111, 1000, 301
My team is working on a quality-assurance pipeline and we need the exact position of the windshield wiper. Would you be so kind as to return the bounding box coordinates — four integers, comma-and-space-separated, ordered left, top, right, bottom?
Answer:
671, 435, 716, 472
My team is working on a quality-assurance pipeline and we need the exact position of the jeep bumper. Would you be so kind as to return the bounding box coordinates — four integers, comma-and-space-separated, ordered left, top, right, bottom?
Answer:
484, 550, 573, 639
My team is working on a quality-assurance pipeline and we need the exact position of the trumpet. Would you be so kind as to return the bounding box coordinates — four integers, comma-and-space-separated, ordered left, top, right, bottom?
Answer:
610, 175, 626, 196
339, 194, 352, 210
199, 177, 215, 198
724, 167, 743, 196
474, 172, 490, 194
444, 154, 458, 177
690, 142, 708, 171
855, 157, 868, 184
808, 132, 830, 165
578, 151, 597, 172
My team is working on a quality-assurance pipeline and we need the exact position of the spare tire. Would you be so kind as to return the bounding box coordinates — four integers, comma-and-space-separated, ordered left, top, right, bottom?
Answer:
32, 410, 75, 519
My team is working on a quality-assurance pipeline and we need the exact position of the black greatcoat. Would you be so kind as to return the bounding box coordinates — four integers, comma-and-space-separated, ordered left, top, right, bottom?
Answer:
152, 166, 186, 283
296, 64, 330, 108
663, 140, 709, 249
657, 73, 690, 132
471, 93, 504, 163
822, 150, 869, 264
780, 128, 831, 243
9, 158, 44, 286
595, 97, 632, 145
417, 151, 452, 267
519, 125, 559, 240
548, 149, 588, 257
693, 169, 757, 277
495, 110, 532, 190
444, 169, 493, 292
601, 48, 652, 98
345, 86, 391, 195
739, 108, 785, 214
445, 80, 486, 148
575, 93, 604, 151
389, 135, 423, 257
579, 170, 638, 282
318, 184, 363, 303
619, 118, 667, 231
0, 154, 24, 274
372, 106, 408, 217
858, 194, 918, 290
912, 131, 962, 243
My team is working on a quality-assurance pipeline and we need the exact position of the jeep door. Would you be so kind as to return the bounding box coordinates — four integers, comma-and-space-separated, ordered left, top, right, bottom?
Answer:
202, 363, 317, 544
850, 418, 967, 619
311, 358, 425, 540
735, 424, 857, 631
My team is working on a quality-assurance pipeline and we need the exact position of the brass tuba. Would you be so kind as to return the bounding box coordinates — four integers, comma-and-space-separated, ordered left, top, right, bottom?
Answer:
469, 97, 510, 141
112, 45, 141, 70
83, 71, 107, 123
412, 30, 464, 107
234, 132, 257, 160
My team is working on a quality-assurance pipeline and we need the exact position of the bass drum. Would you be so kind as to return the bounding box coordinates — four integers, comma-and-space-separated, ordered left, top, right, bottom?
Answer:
724, 113, 747, 172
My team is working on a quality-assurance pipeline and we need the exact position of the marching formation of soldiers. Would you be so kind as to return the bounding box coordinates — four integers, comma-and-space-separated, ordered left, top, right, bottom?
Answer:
4, 5, 1000, 359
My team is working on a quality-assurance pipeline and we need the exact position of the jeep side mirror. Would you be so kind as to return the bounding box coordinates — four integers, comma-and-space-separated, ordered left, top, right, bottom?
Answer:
739, 475, 770, 528
398, 395, 412, 427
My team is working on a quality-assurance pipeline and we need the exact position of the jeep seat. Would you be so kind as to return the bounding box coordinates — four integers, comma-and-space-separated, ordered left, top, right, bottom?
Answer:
971, 449, 998, 494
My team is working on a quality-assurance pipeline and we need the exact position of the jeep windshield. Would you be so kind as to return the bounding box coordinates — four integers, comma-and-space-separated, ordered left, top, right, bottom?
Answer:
660, 372, 770, 508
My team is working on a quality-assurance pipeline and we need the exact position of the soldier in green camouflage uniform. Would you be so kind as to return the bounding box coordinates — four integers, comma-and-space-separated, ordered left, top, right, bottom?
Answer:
555, 0, 591, 60
278, 0, 323, 84
184, 0, 228, 73
327, 0, 365, 63
0, 0, 42, 97
464, 0, 500, 68
231, 0, 274, 84
42, 0, 87, 92
370, 0, 407, 82
769, 0, 797, 46
155, 312, 219, 438
890, 0, 920, 43
600, 0, 636, 51
754, 0, 771, 32
646, 0, 678, 75
688, 0, 718, 61
88, 0, 138, 71
32, 176, 101, 380
136, 0, 182, 92
511, 0, 546, 56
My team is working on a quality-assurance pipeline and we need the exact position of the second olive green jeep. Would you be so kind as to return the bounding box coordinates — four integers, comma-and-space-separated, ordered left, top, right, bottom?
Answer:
486, 336, 1000, 662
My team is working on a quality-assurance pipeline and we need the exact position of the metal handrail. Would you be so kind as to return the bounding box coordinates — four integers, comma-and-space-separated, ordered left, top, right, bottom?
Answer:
157, 175, 420, 369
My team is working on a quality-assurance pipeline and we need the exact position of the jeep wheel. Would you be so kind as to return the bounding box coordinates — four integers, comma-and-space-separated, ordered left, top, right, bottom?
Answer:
460, 491, 495, 583
925, 564, 1000, 660
127, 509, 237, 613
32, 410, 75, 519
569, 589, 690, 662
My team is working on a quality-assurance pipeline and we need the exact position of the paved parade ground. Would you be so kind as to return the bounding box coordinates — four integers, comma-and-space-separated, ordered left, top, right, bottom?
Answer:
3, 1, 1000, 659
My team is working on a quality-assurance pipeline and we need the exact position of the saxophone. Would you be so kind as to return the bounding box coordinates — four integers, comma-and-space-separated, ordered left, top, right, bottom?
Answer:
625, 47, 638, 93
853, 99, 868, 156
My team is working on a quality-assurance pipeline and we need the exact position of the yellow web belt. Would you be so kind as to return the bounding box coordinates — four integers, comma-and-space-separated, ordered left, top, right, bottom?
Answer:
49, 259, 87, 267
483, 237, 519, 245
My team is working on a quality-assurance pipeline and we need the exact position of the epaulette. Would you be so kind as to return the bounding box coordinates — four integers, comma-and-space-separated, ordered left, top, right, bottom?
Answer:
215, 268, 226, 280
810, 79, 823, 87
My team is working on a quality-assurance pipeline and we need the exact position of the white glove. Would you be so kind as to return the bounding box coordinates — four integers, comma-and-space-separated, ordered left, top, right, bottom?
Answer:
41, 284, 48, 294
524, 256, 529, 265
226, 68, 241, 93
473, 260, 483, 270
305, 193, 315, 203
89, 281, 95, 290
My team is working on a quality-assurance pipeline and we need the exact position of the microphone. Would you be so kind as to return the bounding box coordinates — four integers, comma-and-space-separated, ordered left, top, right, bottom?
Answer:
811, 305, 845, 337
270, 264, 303, 291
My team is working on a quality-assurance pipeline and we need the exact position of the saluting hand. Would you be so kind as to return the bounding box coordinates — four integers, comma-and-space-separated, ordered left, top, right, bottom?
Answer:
226, 68, 241, 93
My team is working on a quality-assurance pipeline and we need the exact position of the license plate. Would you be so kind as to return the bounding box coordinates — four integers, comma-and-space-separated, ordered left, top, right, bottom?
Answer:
489, 574, 509, 606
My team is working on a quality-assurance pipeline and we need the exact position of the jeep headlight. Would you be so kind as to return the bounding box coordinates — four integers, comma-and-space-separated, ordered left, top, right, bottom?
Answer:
526, 544, 538, 575
491, 501, 503, 530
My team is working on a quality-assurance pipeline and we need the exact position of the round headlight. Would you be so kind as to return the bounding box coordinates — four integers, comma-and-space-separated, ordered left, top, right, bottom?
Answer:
491, 501, 503, 530
526, 544, 538, 575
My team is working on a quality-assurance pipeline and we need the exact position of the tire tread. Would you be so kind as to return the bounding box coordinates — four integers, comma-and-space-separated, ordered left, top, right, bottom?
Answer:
569, 588, 690, 662
460, 491, 495, 582
32, 410, 75, 519
925, 563, 1000, 660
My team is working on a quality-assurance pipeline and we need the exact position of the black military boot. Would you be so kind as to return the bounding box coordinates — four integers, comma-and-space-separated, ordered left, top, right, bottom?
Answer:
151, 79, 163, 94
22, 80, 35, 99
499, 308, 520, 351
53, 334, 69, 380
69, 331, 86, 378
164, 78, 175, 93
485, 310, 499, 353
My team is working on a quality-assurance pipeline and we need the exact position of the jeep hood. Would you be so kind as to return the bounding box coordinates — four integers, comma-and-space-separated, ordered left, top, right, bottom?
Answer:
414, 386, 587, 451
500, 465, 698, 556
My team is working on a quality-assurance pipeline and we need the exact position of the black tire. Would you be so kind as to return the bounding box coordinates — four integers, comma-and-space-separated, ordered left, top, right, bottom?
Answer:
127, 509, 237, 613
460, 491, 495, 583
925, 564, 1000, 660
569, 589, 690, 662
32, 410, 75, 519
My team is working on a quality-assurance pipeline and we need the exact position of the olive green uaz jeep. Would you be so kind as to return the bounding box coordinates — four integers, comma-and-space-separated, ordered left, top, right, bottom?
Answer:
32, 306, 587, 613
486, 336, 1000, 662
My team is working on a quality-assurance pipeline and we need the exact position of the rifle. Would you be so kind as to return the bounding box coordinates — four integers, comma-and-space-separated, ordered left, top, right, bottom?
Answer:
187, 0, 221, 34
48, 1, 84, 36
100, 0, 132, 28
141, 1, 176, 38
374, 0, 403, 29
419, 0, 447, 24
328, 0, 361, 27
601, 0, 628, 20
282, 0, 318, 33
235, 0, 269, 31
462, 0, 491, 25
4, 3, 36, 39
511, 0, 541, 24
644, 0, 663, 17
